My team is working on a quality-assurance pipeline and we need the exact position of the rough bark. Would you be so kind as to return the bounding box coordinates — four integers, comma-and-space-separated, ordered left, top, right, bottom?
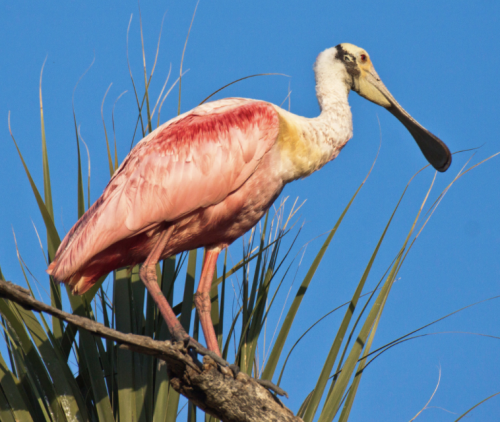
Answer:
0, 279, 302, 422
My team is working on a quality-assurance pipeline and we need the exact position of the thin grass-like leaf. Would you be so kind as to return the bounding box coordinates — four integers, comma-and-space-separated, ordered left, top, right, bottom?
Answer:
406, 367, 442, 422
8, 115, 61, 253
12, 229, 51, 334
163, 386, 181, 422
199, 73, 289, 106
337, 308, 383, 421
210, 266, 221, 358
218, 249, 228, 353
79, 326, 115, 421
151, 63, 172, 125
317, 173, 436, 422
247, 214, 269, 322
0, 350, 34, 422
37, 61, 65, 340
15, 305, 88, 421
112, 91, 128, 171
4, 319, 52, 421
222, 305, 243, 360
0, 387, 17, 422
303, 184, 398, 422
157, 72, 185, 129
39, 57, 54, 238
178, 0, 199, 115
101, 82, 115, 177
1, 314, 17, 379
138, 4, 153, 134
172, 229, 291, 316
72, 56, 95, 218
115, 268, 137, 422
277, 289, 378, 386
127, 14, 146, 138
152, 256, 179, 422
454, 391, 500, 421
364, 295, 500, 366
261, 157, 374, 382
180, 250, 197, 332
160, 253, 194, 422
78, 128, 91, 210
0, 299, 67, 421
130, 266, 149, 422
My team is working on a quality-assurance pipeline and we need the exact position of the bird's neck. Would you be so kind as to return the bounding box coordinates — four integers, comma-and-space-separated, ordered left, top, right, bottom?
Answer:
315, 58, 351, 114
275, 75, 352, 179
274, 55, 354, 183
275, 102, 353, 183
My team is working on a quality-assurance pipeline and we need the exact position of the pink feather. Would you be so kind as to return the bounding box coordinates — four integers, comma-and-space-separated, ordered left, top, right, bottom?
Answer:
48, 99, 281, 294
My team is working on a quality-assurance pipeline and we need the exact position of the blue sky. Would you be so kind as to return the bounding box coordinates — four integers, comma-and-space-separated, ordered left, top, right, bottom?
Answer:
1, 1, 499, 420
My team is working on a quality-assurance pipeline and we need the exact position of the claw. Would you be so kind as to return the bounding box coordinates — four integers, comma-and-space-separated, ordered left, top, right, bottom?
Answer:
182, 337, 230, 368
176, 336, 288, 398
256, 379, 288, 398
228, 364, 240, 377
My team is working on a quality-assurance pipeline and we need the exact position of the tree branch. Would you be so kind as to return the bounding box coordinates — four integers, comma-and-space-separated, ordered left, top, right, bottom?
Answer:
0, 279, 302, 422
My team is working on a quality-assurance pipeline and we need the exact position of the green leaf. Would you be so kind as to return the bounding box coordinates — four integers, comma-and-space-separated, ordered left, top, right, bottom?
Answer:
318, 174, 435, 422
8, 116, 61, 256
303, 190, 400, 422
210, 266, 220, 355
338, 309, 382, 422
115, 268, 138, 422
0, 350, 34, 422
261, 179, 364, 382
15, 305, 88, 421
218, 250, 228, 353
0, 299, 66, 421
73, 107, 85, 219
180, 250, 197, 332
153, 256, 181, 422
171, 233, 289, 316
79, 328, 115, 422
101, 83, 115, 178
0, 387, 17, 422
39, 58, 55, 249
454, 391, 500, 421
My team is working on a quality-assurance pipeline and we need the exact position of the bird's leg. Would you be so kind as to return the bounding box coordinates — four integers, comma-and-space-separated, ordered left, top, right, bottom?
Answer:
140, 236, 288, 397
139, 230, 229, 368
194, 246, 221, 356
139, 226, 187, 342
191, 246, 288, 397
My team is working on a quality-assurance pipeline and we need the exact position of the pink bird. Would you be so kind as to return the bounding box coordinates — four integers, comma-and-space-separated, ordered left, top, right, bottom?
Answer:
48, 44, 450, 366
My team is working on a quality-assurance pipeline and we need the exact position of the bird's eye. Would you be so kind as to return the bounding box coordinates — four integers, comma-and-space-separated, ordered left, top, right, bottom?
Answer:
360, 54, 367, 62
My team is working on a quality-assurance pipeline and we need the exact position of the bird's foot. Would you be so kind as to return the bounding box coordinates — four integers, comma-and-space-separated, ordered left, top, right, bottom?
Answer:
256, 379, 288, 398
175, 335, 288, 398
181, 336, 230, 369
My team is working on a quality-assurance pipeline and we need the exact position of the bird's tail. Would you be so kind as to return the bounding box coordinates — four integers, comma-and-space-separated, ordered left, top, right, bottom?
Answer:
47, 262, 96, 295
46, 194, 119, 295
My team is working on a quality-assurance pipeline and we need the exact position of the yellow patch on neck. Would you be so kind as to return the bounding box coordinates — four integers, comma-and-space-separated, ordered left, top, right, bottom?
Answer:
276, 111, 323, 180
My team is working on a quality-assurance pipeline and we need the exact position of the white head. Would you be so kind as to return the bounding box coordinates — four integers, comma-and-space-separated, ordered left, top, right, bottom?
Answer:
314, 43, 451, 172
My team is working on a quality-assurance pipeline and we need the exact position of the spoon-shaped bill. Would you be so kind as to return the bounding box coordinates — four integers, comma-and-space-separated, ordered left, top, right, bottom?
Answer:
387, 101, 451, 172
360, 70, 452, 172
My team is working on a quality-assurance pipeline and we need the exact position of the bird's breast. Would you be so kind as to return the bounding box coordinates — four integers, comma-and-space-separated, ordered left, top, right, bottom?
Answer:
274, 111, 331, 183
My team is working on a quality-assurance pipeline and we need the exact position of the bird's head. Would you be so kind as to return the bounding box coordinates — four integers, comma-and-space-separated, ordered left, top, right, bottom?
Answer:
321, 43, 452, 172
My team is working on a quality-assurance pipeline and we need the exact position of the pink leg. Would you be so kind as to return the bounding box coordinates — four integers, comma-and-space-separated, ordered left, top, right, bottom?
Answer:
194, 246, 221, 356
139, 226, 187, 342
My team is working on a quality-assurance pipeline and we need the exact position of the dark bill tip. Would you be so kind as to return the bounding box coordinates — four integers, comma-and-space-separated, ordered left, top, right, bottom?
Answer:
387, 105, 452, 172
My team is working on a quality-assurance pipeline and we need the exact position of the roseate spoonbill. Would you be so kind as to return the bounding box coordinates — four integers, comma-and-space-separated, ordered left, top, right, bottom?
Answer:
48, 43, 451, 365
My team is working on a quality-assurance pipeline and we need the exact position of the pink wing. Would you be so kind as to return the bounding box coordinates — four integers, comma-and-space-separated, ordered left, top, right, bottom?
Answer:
48, 99, 280, 281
